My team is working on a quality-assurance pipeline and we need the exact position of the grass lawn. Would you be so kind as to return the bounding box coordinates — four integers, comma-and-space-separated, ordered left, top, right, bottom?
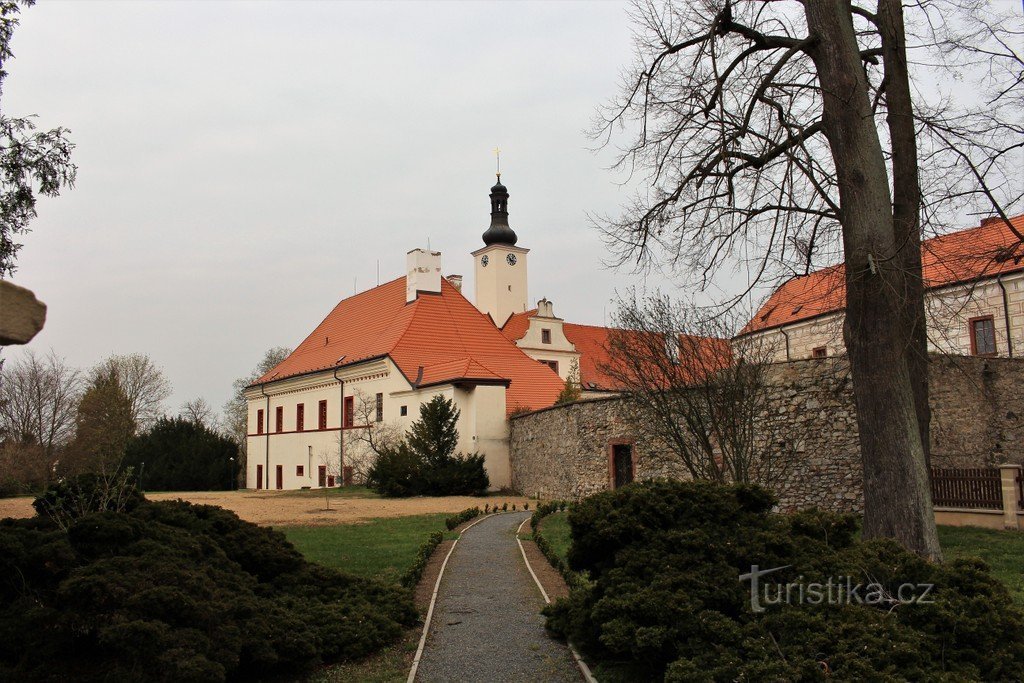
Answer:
537, 512, 571, 563
938, 525, 1024, 605
283, 512, 455, 582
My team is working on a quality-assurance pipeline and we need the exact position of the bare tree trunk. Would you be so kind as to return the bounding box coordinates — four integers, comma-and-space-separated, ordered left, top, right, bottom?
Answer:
805, 0, 941, 560
878, 0, 931, 469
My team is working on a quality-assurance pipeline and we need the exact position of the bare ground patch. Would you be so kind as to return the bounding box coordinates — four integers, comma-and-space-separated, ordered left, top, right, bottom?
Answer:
0, 490, 528, 527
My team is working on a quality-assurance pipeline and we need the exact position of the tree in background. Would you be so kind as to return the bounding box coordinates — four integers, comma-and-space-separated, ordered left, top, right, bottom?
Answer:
0, 349, 81, 459
590, 0, 1020, 559
223, 346, 291, 484
555, 357, 582, 405
603, 295, 805, 489
90, 354, 171, 432
68, 367, 134, 475
123, 417, 238, 491
367, 395, 488, 497
0, 1, 77, 277
179, 397, 217, 431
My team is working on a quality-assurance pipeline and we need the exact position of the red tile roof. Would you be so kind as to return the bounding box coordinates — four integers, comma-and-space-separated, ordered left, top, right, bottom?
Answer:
255, 277, 564, 414
740, 214, 1024, 335
501, 312, 730, 391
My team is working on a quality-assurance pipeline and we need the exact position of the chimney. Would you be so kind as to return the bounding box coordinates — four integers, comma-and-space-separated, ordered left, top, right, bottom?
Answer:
445, 274, 463, 292
406, 248, 442, 302
536, 297, 555, 318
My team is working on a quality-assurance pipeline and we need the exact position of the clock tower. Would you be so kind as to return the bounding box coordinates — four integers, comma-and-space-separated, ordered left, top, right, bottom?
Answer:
472, 175, 529, 327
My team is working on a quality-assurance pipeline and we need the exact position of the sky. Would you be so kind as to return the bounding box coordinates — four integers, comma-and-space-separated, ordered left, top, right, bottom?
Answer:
4, 0, 691, 415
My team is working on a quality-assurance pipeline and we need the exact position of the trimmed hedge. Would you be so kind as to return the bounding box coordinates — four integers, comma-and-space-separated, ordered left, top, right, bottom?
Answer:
530, 502, 587, 592
401, 530, 445, 589
445, 506, 481, 531
0, 489, 417, 681
546, 480, 1024, 681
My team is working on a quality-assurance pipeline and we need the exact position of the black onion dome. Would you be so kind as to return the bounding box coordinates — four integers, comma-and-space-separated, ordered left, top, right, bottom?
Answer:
482, 174, 518, 246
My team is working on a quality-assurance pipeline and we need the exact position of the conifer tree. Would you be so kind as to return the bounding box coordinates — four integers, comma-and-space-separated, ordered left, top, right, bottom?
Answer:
406, 395, 459, 466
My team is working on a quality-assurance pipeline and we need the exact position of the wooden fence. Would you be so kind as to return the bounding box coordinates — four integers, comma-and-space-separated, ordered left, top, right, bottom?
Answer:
930, 467, 1003, 509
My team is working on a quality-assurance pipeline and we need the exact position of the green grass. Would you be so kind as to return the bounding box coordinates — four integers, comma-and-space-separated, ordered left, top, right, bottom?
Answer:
938, 524, 1024, 605
537, 512, 571, 563
283, 513, 454, 582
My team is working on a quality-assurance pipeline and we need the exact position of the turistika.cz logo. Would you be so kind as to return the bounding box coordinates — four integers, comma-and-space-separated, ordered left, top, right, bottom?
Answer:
738, 565, 935, 614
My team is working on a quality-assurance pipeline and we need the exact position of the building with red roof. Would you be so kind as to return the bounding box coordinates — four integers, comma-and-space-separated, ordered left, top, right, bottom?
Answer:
244, 175, 665, 491
735, 215, 1024, 361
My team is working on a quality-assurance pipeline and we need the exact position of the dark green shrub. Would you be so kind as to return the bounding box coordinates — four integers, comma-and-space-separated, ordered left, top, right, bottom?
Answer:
32, 471, 144, 530
0, 499, 416, 681
123, 417, 239, 491
546, 480, 1024, 681
401, 530, 445, 589
367, 398, 488, 497
445, 506, 481, 531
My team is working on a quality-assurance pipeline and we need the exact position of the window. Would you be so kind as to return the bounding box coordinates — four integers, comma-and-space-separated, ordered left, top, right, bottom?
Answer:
666, 335, 681, 364
400, 405, 408, 417
376, 393, 384, 422
256, 409, 264, 435
610, 443, 634, 489
970, 316, 997, 356
344, 396, 354, 428
275, 406, 283, 433
275, 465, 283, 490
296, 404, 305, 431
541, 328, 552, 344
812, 346, 828, 359
541, 359, 559, 374
318, 465, 327, 487
318, 400, 328, 430
296, 465, 304, 477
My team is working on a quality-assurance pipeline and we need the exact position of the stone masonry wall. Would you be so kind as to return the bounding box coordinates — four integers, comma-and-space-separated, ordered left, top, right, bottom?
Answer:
509, 355, 1024, 512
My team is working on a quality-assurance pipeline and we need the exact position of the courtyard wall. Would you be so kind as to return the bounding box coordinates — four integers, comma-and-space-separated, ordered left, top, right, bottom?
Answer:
509, 355, 1024, 511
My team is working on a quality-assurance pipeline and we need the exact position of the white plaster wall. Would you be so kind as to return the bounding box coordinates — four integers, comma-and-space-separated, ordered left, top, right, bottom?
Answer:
472, 244, 529, 327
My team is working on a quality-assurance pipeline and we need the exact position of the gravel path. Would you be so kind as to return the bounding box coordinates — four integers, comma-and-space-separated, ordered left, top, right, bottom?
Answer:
415, 511, 581, 682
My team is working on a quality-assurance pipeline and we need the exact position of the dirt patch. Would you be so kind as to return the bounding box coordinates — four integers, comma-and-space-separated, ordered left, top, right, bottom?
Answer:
0, 491, 529, 527
521, 538, 571, 602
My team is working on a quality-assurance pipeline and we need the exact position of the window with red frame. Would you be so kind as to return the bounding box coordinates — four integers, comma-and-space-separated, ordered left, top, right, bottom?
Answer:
296, 465, 304, 477
375, 393, 384, 422
812, 346, 827, 359
970, 316, 997, 356
275, 406, 283, 433
344, 396, 354, 428
540, 359, 559, 373
318, 400, 327, 430
296, 403, 305, 431
541, 328, 552, 344
256, 409, 264, 434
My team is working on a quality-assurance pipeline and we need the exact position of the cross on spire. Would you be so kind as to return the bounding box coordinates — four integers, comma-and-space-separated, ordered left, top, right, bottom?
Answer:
494, 146, 501, 180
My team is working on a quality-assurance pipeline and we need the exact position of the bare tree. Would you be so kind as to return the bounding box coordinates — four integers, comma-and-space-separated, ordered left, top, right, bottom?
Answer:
91, 354, 171, 431
223, 347, 291, 487
591, 0, 1020, 558
0, 349, 82, 460
180, 397, 217, 430
342, 389, 404, 484
603, 295, 801, 489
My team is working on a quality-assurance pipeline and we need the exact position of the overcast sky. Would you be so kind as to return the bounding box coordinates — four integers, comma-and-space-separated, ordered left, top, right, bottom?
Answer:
5, 0, 701, 415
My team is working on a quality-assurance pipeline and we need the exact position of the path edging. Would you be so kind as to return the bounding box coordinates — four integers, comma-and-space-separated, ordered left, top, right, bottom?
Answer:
515, 517, 597, 683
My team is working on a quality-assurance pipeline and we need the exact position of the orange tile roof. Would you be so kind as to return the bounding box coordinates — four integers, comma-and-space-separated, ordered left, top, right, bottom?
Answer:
501, 312, 730, 391
740, 214, 1024, 335
255, 277, 564, 414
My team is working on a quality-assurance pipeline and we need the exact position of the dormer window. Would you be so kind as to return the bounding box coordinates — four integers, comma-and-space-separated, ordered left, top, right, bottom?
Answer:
541, 329, 551, 344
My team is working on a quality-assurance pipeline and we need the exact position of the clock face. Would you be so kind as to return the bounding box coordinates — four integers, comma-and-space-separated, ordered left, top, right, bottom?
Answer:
506, 253, 517, 266
481, 255, 489, 267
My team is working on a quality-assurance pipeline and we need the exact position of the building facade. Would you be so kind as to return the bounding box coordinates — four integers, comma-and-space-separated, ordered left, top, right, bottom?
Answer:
735, 216, 1024, 361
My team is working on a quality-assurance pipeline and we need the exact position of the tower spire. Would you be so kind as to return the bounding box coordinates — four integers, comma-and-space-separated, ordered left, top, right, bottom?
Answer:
481, 168, 517, 246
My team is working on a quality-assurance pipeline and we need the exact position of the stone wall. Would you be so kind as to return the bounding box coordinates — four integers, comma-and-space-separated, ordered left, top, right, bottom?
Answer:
509, 355, 1024, 512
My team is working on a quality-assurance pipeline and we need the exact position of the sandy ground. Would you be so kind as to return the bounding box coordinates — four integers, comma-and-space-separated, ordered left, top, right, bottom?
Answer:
0, 490, 529, 527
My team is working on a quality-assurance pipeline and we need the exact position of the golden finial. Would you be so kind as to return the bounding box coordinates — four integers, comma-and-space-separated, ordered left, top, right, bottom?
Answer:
494, 146, 501, 180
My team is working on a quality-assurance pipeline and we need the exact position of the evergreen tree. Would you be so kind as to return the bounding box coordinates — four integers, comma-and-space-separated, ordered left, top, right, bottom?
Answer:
123, 417, 238, 491
406, 395, 459, 466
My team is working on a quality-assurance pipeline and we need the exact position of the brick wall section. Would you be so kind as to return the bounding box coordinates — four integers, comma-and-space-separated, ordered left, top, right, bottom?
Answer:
509, 355, 1024, 511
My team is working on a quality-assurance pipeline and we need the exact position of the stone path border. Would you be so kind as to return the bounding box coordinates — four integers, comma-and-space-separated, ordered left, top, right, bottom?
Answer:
515, 517, 597, 683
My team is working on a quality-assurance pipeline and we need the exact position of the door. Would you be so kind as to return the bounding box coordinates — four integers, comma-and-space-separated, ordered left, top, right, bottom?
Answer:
256, 465, 263, 490
275, 465, 283, 490
318, 465, 327, 487
612, 444, 634, 489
